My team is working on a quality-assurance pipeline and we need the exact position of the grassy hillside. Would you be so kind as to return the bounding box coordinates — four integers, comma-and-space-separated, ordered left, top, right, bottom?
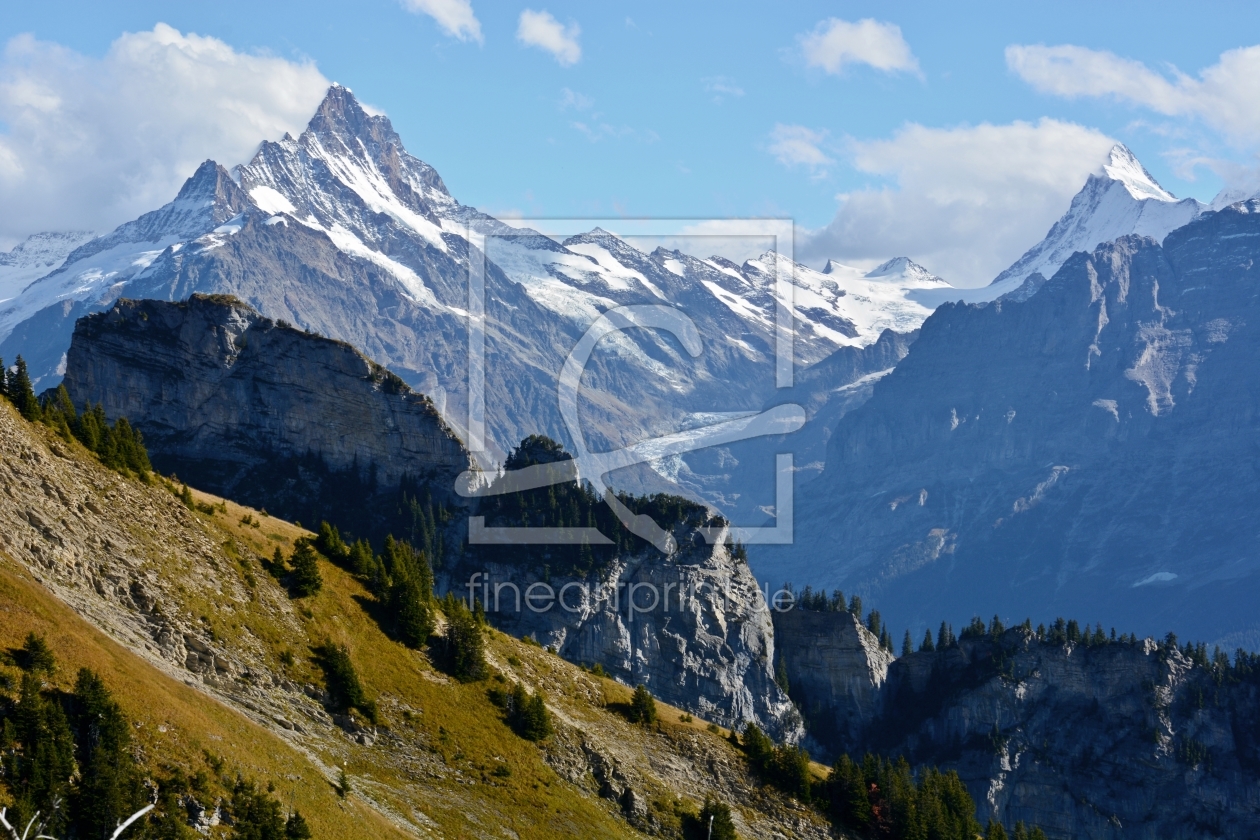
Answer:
0, 399, 832, 839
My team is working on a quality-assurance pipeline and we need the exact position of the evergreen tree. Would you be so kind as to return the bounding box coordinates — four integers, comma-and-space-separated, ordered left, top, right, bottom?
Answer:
775, 655, 791, 694
348, 539, 376, 578
19, 632, 56, 674
921, 629, 936, 652
696, 796, 738, 840
0, 355, 7, 401
313, 642, 376, 723
902, 630, 914, 657
6, 672, 76, 836
986, 819, 1010, 840
630, 684, 657, 724
438, 594, 487, 682
227, 778, 287, 839
315, 521, 350, 565
741, 723, 773, 767
337, 766, 351, 799
285, 811, 313, 840
289, 540, 323, 598
10, 355, 40, 422
391, 577, 435, 648
68, 669, 147, 839
507, 683, 552, 741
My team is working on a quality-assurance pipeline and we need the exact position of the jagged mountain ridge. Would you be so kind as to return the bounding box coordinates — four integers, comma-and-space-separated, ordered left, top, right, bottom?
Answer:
754, 198, 1260, 649
0, 86, 931, 510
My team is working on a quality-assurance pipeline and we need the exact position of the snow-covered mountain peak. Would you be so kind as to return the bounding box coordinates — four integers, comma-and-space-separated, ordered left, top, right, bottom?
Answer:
987, 144, 1204, 297
0, 159, 251, 340
1102, 144, 1176, 202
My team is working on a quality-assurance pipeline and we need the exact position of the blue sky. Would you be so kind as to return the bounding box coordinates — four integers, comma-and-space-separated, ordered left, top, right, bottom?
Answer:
2, 1, 1259, 284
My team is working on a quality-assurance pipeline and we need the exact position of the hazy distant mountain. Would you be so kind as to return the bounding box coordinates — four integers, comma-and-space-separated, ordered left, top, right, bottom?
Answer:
0, 230, 94, 304
754, 199, 1260, 648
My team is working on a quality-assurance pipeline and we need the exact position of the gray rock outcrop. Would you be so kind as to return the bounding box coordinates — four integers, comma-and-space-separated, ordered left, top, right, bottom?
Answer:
61, 295, 471, 525
443, 521, 803, 742
772, 608, 893, 752
775, 613, 1260, 839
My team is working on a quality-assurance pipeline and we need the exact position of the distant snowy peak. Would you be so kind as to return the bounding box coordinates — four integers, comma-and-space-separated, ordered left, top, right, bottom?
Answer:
988, 144, 1204, 296
0, 161, 252, 337
0, 231, 96, 269
864, 257, 949, 286
1103, 144, 1175, 202
0, 231, 96, 303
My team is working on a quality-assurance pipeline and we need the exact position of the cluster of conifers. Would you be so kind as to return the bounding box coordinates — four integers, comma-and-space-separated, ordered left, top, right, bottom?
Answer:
0, 633, 313, 839
1, 354, 151, 478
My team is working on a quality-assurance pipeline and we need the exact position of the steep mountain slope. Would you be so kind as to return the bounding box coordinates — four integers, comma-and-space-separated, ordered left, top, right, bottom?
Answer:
59, 296, 802, 741
755, 199, 1260, 648
0, 399, 832, 838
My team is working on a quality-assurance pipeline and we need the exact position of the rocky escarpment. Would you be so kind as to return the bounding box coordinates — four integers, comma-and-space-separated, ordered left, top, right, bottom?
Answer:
442, 522, 804, 743
759, 199, 1260, 649
778, 612, 1260, 839
61, 294, 471, 537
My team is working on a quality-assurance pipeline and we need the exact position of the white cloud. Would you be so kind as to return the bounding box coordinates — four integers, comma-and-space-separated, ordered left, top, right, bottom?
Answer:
703, 76, 744, 102
559, 87, 593, 111
768, 124, 833, 172
1007, 43, 1260, 148
800, 119, 1117, 286
400, 0, 483, 43
517, 10, 581, 67
0, 24, 330, 242
799, 18, 919, 75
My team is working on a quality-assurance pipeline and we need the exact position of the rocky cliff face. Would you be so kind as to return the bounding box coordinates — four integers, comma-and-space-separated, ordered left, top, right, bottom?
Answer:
778, 615, 1260, 839
771, 609, 893, 752
757, 199, 1260, 649
61, 295, 471, 532
443, 522, 803, 743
